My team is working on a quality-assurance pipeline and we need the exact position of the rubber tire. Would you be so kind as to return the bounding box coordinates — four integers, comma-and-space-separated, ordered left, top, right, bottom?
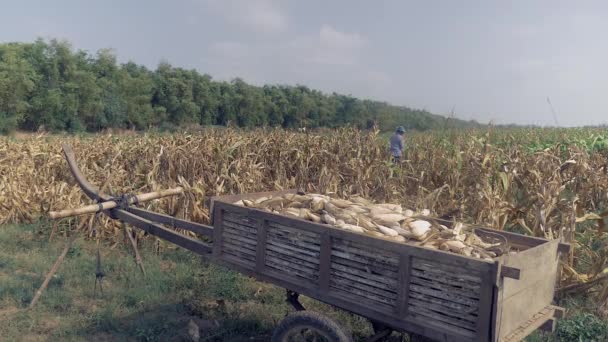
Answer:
271, 311, 353, 342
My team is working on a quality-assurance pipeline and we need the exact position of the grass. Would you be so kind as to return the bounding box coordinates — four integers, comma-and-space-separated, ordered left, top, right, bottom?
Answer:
1, 222, 607, 341
0, 223, 377, 341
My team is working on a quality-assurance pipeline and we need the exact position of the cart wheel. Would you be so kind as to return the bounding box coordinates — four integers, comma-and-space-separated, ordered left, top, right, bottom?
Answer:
271, 311, 353, 342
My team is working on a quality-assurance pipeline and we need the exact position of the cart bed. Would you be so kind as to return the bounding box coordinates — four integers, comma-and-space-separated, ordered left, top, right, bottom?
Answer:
209, 191, 566, 342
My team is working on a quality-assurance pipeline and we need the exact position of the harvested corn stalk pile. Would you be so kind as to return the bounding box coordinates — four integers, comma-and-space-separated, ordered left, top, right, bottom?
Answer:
234, 193, 510, 260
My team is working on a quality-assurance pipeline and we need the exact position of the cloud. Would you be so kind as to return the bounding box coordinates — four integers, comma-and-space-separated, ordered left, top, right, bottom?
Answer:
202, 0, 288, 34
209, 41, 250, 57
319, 24, 367, 49
288, 25, 368, 66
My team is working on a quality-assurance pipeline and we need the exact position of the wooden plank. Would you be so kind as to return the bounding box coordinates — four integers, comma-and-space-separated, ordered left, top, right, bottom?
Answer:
267, 250, 319, 270
408, 298, 478, 324
498, 239, 560, 299
408, 284, 480, 307
255, 219, 267, 272
209, 189, 297, 223
222, 220, 258, 236
212, 206, 224, 257
411, 268, 481, 290
331, 261, 397, 287
266, 231, 321, 252
330, 273, 398, 300
126, 207, 214, 237
222, 235, 256, 252
266, 254, 318, 277
210, 189, 297, 206
475, 262, 498, 342
319, 232, 331, 292
114, 210, 212, 255
329, 281, 396, 307
266, 241, 320, 260
332, 239, 399, 266
331, 253, 398, 278
222, 230, 257, 248
476, 228, 570, 254
410, 277, 480, 300
409, 291, 477, 313
500, 266, 520, 280
266, 259, 319, 281
501, 306, 557, 342
224, 212, 260, 226
222, 248, 257, 266
408, 302, 477, 332
412, 259, 482, 280
330, 267, 397, 291
267, 222, 323, 241
223, 245, 256, 261
498, 277, 557, 340
396, 253, 411, 316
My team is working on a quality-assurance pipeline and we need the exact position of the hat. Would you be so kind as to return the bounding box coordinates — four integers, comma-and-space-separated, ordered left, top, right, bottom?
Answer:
396, 126, 405, 133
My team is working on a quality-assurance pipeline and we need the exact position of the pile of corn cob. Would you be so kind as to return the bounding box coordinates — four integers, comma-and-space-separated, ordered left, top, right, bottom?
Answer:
233, 193, 511, 260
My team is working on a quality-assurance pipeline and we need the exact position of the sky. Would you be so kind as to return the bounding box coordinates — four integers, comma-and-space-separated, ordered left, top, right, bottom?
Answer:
1, 0, 607, 126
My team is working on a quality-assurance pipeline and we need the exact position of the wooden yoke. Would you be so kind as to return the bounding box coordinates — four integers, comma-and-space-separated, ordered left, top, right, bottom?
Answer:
49, 187, 183, 219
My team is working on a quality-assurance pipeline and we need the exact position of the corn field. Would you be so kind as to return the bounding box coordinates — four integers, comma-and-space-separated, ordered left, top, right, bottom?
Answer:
2, 127, 608, 311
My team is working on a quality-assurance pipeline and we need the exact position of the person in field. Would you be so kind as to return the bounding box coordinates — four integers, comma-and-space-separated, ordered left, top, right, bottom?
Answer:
390, 126, 405, 163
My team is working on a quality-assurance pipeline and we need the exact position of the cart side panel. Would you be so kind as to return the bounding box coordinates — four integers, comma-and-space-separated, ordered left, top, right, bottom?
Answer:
212, 201, 497, 342
496, 239, 560, 340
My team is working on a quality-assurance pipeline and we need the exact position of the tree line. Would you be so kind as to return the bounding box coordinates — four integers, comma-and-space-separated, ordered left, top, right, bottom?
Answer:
0, 39, 480, 134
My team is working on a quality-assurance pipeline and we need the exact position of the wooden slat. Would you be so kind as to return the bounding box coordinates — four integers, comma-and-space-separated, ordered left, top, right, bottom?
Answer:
409, 291, 477, 314
329, 281, 396, 307
266, 231, 321, 252
222, 230, 257, 248
408, 302, 477, 333
331, 254, 398, 278
266, 254, 318, 277
266, 258, 319, 281
475, 263, 497, 342
332, 239, 399, 266
408, 284, 480, 307
255, 219, 267, 272
115, 210, 212, 255
222, 235, 256, 252
266, 241, 320, 260
396, 253, 411, 316
330, 273, 397, 300
412, 260, 482, 284
330, 267, 397, 291
409, 277, 480, 300
411, 269, 481, 292
267, 250, 319, 269
126, 207, 214, 237
224, 212, 259, 226
267, 222, 322, 241
408, 298, 478, 324
331, 261, 397, 287
222, 220, 258, 236
212, 207, 224, 257
501, 306, 558, 342
319, 232, 331, 292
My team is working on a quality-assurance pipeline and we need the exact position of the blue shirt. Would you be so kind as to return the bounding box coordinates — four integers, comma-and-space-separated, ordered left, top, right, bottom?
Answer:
390, 133, 404, 157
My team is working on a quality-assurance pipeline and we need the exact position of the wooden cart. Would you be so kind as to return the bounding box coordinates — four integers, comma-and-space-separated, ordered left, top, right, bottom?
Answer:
57, 145, 569, 342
